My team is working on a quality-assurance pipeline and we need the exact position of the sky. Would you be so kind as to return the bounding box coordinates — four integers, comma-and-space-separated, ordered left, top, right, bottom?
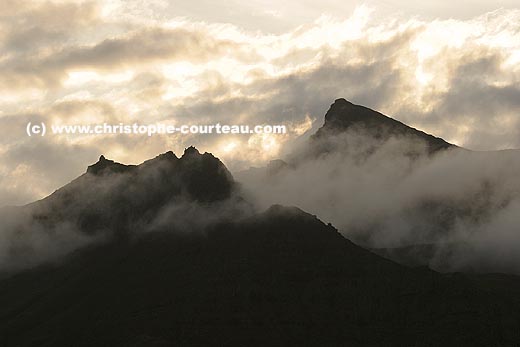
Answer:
1, 0, 520, 206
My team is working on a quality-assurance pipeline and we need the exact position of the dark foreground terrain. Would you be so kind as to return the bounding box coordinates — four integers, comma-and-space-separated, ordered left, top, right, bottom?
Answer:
1, 200, 520, 345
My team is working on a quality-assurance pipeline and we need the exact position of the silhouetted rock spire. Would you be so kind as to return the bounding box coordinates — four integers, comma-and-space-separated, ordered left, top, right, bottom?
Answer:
312, 98, 455, 155
183, 146, 201, 157
86, 155, 133, 175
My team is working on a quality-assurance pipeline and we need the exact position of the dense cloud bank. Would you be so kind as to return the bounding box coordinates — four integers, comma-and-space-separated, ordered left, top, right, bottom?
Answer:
238, 129, 520, 274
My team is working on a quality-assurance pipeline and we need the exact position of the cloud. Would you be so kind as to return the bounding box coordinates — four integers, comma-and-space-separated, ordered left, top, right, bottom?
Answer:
0, 138, 100, 207
238, 130, 520, 273
394, 50, 520, 149
0, 1, 100, 52
55, 28, 251, 69
0, 26, 253, 90
0, 206, 95, 274
1, 2, 520, 207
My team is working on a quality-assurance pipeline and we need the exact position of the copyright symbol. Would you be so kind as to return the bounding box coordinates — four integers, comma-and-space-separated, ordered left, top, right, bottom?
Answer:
26, 122, 46, 137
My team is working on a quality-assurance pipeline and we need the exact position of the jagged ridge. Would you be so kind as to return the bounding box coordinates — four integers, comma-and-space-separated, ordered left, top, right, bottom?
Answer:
27, 146, 236, 235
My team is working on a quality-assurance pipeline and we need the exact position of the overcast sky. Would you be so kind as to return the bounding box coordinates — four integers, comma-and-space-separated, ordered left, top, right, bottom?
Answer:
1, 0, 520, 206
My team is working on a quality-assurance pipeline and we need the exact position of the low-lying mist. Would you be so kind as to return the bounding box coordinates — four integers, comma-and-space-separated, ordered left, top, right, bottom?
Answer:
2, 138, 520, 276
0, 150, 254, 274
237, 130, 520, 274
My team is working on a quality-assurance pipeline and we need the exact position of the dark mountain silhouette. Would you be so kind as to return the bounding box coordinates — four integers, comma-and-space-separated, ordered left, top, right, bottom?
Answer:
1, 149, 520, 346
0, 146, 245, 274
25, 146, 238, 236
309, 98, 456, 157
86, 154, 135, 175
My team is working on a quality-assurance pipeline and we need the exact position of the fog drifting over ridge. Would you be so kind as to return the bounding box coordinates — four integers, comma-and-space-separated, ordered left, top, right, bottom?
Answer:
1, 1, 520, 206
0, 148, 254, 273
238, 125, 520, 274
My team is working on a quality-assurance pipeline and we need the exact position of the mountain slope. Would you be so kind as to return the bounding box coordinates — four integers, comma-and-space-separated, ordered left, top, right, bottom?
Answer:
1, 150, 520, 346
16, 146, 237, 233
1, 205, 520, 346
0, 146, 243, 274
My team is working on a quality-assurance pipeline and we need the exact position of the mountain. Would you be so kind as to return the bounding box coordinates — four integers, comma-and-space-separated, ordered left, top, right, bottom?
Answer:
1, 149, 520, 346
24, 146, 237, 234
0, 146, 244, 274
237, 99, 520, 274
308, 98, 456, 157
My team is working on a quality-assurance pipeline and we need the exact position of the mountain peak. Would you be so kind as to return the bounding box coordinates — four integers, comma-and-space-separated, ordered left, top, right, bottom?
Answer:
150, 150, 178, 162
324, 98, 358, 123
183, 146, 200, 157
312, 98, 455, 155
86, 155, 132, 175
332, 98, 353, 107
160, 150, 177, 159
323, 99, 377, 125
